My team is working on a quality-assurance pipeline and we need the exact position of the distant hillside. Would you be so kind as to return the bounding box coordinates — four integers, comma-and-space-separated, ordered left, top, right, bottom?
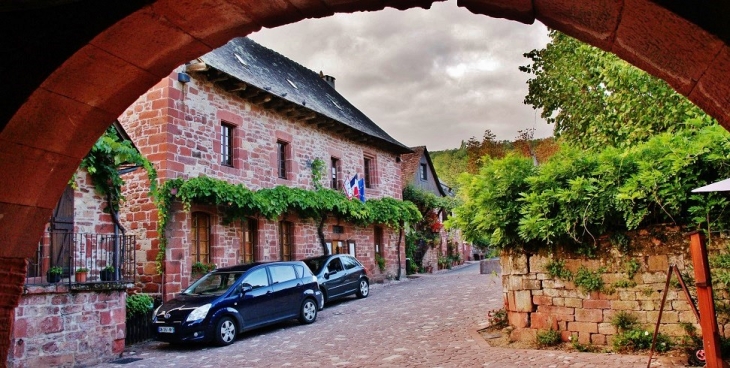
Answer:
431, 147, 467, 190
430, 131, 559, 192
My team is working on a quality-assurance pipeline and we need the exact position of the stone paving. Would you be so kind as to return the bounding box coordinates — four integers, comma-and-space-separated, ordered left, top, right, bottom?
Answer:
96, 263, 688, 368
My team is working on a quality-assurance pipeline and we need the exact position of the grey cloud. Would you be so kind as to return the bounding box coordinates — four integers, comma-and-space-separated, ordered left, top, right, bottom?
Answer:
250, 1, 552, 150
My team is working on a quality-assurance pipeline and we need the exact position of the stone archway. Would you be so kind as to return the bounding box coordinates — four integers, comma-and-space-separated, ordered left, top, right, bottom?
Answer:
0, 0, 728, 363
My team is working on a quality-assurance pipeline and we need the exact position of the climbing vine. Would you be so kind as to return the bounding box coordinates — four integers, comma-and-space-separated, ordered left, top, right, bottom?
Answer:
79, 126, 157, 212
155, 176, 421, 272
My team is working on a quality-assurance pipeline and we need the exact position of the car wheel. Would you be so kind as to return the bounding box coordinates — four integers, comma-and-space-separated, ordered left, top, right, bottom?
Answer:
298, 298, 317, 324
214, 316, 237, 346
356, 279, 369, 298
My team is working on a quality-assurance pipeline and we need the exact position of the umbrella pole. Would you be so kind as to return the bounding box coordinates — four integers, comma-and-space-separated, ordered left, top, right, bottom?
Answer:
688, 231, 728, 368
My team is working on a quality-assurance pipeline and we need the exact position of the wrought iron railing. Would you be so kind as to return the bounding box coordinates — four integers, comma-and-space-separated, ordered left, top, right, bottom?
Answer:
26, 232, 136, 286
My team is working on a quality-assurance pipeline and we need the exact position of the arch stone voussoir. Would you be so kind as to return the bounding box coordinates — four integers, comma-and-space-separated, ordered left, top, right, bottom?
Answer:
612, 0, 724, 97
691, 46, 730, 132
151, 0, 263, 47
457, 0, 535, 25
533, 0, 621, 51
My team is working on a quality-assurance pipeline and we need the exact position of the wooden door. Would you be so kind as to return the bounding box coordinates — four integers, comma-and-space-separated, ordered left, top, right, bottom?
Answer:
50, 185, 74, 275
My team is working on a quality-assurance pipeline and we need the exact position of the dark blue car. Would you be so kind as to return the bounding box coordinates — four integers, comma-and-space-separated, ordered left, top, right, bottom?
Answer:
152, 261, 324, 346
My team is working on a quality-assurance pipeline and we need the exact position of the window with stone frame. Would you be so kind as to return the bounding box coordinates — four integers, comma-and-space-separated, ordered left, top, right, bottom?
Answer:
277, 140, 290, 179
331, 157, 341, 190
363, 154, 376, 188
241, 218, 258, 264
191, 212, 211, 264
374, 226, 384, 257
279, 221, 294, 261
221, 122, 234, 167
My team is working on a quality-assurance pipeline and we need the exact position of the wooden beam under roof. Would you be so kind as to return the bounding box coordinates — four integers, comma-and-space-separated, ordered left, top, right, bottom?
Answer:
251, 94, 272, 105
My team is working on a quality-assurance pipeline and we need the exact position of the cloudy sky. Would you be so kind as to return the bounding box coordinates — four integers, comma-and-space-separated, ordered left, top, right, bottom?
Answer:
249, 1, 552, 151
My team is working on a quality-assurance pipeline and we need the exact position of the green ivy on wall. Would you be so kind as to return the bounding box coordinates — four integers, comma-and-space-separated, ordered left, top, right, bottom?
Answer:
154, 176, 422, 273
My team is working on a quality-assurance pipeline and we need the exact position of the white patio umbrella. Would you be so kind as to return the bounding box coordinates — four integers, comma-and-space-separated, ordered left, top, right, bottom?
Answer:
691, 178, 730, 192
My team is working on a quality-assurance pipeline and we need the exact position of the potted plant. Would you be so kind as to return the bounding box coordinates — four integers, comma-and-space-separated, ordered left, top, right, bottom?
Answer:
100, 265, 115, 281
47, 266, 63, 283
75, 267, 89, 283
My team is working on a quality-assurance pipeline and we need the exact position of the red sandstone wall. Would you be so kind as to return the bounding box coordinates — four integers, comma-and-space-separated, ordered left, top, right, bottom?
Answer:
7, 286, 126, 367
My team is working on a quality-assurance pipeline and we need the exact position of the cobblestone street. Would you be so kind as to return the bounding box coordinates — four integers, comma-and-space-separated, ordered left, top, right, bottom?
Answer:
98, 263, 686, 368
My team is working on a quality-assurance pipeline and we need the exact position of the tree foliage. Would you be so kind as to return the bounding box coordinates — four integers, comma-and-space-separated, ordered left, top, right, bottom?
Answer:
450, 123, 730, 253
520, 31, 713, 150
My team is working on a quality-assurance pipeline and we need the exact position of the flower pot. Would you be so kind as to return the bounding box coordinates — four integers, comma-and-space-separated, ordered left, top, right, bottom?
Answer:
75, 272, 88, 283
47, 272, 61, 283
100, 269, 115, 281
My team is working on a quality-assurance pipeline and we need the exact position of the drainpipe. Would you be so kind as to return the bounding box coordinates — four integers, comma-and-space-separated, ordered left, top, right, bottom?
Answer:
107, 191, 126, 281
395, 223, 404, 281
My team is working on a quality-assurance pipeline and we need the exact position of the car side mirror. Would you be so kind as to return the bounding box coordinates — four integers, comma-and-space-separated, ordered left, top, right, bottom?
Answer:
324, 272, 330, 280
240, 284, 253, 295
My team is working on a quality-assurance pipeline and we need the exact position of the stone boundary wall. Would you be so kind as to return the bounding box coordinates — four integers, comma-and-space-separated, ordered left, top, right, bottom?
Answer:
7, 285, 126, 367
502, 227, 729, 346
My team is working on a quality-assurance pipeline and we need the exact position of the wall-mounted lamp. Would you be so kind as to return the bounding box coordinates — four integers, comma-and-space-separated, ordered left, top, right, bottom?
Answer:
177, 72, 191, 83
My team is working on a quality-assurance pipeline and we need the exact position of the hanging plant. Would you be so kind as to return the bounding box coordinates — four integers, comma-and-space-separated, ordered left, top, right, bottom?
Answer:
79, 126, 158, 212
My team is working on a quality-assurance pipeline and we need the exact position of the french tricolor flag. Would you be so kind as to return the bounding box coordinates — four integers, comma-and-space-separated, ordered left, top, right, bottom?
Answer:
344, 174, 365, 202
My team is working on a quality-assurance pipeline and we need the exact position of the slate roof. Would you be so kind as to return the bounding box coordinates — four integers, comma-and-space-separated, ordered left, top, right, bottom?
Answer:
197, 37, 411, 154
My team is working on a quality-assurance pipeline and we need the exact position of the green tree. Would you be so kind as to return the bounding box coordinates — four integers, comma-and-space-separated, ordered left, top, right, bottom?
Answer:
520, 31, 713, 150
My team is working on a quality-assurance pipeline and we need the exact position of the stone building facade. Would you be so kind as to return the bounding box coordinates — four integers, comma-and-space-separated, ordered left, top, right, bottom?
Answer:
400, 146, 470, 272
118, 38, 412, 300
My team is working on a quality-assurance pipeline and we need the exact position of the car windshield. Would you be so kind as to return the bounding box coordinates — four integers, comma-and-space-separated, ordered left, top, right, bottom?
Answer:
182, 272, 243, 296
303, 258, 327, 274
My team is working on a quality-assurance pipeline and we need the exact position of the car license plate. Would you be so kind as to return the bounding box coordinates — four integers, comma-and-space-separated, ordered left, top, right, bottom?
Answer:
158, 326, 174, 333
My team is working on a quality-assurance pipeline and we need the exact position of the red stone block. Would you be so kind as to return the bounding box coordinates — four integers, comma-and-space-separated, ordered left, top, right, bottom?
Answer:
508, 311, 530, 328
100, 311, 112, 325
39, 316, 63, 334
531, 312, 558, 330
112, 338, 125, 354
568, 321, 598, 334
533, 295, 553, 306
560, 330, 573, 342
575, 308, 603, 323
583, 299, 611, 309
534, 0, 621, 51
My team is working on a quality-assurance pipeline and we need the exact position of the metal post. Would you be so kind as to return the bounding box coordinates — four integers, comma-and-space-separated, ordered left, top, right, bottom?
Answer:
688, 231, 728, 368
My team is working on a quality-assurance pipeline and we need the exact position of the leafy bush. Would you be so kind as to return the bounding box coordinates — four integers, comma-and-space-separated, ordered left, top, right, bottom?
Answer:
624, 259, 641, 279
375, 254, 386, 273
612, 328, 672, 353
450, 124, 730, 254
573, 266, 605, 292
611, 311, 639, 331
536, 329, 561, 347
126, 293, 154, 320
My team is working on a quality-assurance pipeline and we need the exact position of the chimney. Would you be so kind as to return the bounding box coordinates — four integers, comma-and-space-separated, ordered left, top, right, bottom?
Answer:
319, 71, 335, 89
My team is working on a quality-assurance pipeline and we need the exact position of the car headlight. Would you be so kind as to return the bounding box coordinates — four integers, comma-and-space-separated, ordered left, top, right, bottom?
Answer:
186, 304, 211, 323
152, 305, 162, 321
